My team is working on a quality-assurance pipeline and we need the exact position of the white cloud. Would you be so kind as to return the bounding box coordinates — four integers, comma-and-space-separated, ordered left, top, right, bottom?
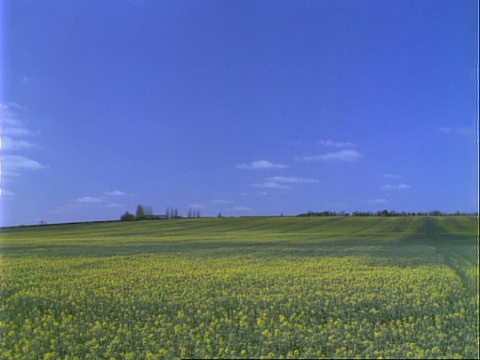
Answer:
1, 105, 33, 137
3, 102, 24, 110
381, 184, 411, 191
0, 189, 16, 198
237, 160, 288, 169
251, 176, 318, 191
1, 136, 35, 151
21, 76, 33, 83
228, 206, 254, 212
187, 203, 205, 209
2, 155, 46, 177
252, 181, 291, 189
1, 103, 45, 181
266, 176, 318, 184
382, 174, 401, 179
76, 196, 103, 204
105, 190, 126, 196
3, 126, 32, 138
48, 197, 123, 217
2, 120, 32, 137
318, 139, 355, 148
299, 149, 362, 162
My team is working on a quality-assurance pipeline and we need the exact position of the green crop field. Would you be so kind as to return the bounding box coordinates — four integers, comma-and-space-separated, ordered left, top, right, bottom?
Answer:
0, 216, 478, 359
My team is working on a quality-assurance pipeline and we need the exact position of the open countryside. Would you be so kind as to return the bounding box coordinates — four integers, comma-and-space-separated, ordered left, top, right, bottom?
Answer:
0, 215, 478, 359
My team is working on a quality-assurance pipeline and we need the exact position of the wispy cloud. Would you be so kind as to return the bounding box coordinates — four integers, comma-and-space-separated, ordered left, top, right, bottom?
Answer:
439, 127, 452, 133
2, 104, 34, 137
252, 181, 291, 189
2, 155, 46, 178
252, 175, 318, 190
439, 126, 475, 137
49, 194, 126, 217
1, 103, 45, 181
105, 190, 126, 196
318, 139, 355, 148
228, 206, 254, 212
237, 160, 288, 169
1, 136, 35, 151
2, 126, 33, 138
382, 174, 401, 179
20, 76, 38, 84
76, 196, 103, 204
0, 189, 16, 198
2, 102, 24, 109
187, 203, 205, 209
47, 200, 126, 218
266, 176, 318, 184
381, 184, 411, 191
298, 149, 362, 162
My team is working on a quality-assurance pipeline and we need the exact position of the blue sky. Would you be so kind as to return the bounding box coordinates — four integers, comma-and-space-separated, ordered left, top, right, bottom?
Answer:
1, 0, 478, 226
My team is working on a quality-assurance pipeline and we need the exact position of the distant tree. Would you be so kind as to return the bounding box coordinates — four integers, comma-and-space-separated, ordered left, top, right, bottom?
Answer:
174, 208, 179, 218
144, 206, 153, 217
217, 212, 222, 218
377, 209, 389, 217
136, 204, 145, 220
121, 212, 135, 221
188, 208, 193, 218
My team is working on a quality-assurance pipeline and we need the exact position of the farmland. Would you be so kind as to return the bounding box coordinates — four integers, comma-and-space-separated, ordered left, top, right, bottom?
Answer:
0, 216, 478, 359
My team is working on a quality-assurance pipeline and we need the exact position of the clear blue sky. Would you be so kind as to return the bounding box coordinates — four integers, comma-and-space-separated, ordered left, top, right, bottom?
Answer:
1, 0, 478, 226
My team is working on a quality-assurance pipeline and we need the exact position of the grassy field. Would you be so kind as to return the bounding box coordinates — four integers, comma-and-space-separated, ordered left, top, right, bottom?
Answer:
0, 216, 478, 359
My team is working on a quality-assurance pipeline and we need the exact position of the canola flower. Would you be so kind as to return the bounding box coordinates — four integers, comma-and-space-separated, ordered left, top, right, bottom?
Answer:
0, 216, 478, 359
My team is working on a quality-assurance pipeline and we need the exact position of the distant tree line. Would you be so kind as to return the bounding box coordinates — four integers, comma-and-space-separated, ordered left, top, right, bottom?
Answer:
165, 207, 182, 219
121, 205, 202, 221
187, 208, 201, 218
121, 204, 164, 221
121, 205, 475, 221
297, 210, 476, 217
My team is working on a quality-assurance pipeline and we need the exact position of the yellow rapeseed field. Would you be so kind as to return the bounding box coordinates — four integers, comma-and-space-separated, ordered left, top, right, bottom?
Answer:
0, 216, 478, 359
